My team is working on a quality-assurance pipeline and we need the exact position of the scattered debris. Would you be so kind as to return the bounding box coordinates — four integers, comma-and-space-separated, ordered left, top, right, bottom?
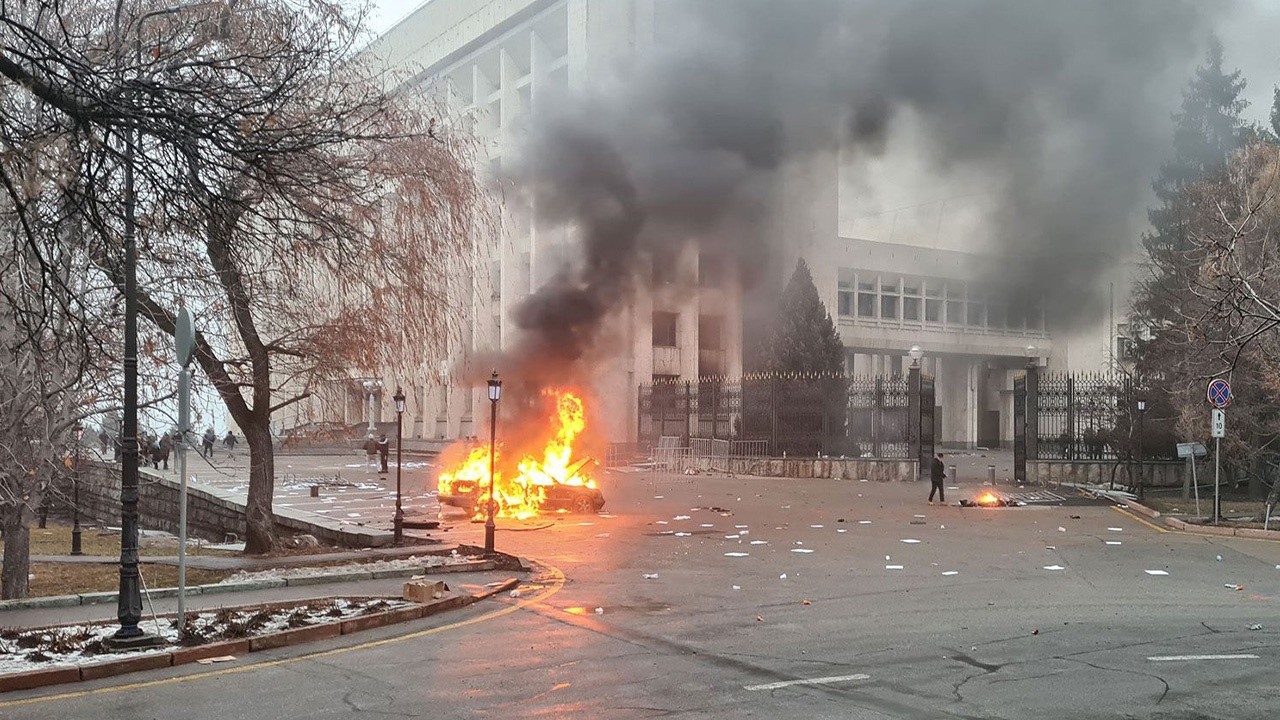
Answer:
885, 565, 903, 570
1216, 555, 1223, 562
791, 548, 815, 554
1058, 527, 1066, 532
1108, 527, 1124, 532
196, 656, 237, 664
750, 540, 768, 545
941, 571, 959, 576
594, 607, 604, 615
900, 539, 921, 544
859, 520, 872, 525
802, 599, 812, 606
1105, 541, 1121, 545
1145, 570, 1169, 576
779, 573, 787, 580
1249, 623, 1263, 631
642, 573, 659, 580
1032, 629, 1040, 636
810, 524, 824, 528
1225, 584, 1244, 591
1043, 565, 1066, 571
732, 585, 741, 591
756, 615, 764, 622
725, 552, 750, 557
1069, 515, 1082, 520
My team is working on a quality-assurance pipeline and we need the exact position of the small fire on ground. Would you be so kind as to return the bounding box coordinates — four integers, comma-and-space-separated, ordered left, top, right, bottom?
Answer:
960, 491, 1017, 508
436, 389, 600, 520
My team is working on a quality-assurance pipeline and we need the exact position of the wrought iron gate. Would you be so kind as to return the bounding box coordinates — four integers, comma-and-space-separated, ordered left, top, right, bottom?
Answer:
1013, 374, 1026, 483
918, 375, 935, 479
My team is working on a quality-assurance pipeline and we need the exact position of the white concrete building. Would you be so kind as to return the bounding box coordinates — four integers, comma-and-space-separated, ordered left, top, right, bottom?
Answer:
351, 0, 1117, 449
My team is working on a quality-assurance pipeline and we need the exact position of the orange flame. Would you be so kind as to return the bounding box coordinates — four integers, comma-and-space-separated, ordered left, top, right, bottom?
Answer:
436, 389, 598, 520
976, 492, 1000, 506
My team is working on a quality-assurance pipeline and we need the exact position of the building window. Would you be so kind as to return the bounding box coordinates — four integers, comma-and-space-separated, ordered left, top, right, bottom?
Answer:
904, 297, 921, 321
925, 299, 942, 323
987, 303, 1006, 329
652, 311, 678, 347
946, 300, 964, 325
967, 302, 984, 327
838, 290, 853, 316
881, 295, 899, 320
652, 250, 678, 286
698, 315, 724, 350
1027, 305, 1044, 331
698, 253, 724, 288
858, 292, 876, 318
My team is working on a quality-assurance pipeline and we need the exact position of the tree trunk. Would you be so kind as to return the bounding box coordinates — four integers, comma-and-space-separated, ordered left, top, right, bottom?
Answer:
242, 419, 277, 554
1, 502, 33, 599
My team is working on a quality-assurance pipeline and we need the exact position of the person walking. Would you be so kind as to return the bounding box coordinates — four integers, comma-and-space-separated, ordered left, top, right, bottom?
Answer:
362, 434, 379, 473
156, 433, 172, 470
377, 433, 391, 474
224, 430, 238, 459
202, 428, 216, 459
928, 452, 946, 505
98, 430, 111, 455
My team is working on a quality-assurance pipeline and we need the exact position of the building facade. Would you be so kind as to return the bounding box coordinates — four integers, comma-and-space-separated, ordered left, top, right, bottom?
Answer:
342, 0, 1117, 449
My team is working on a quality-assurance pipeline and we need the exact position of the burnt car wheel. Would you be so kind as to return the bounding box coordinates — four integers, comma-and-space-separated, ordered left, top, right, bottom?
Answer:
570, 494, 596, 514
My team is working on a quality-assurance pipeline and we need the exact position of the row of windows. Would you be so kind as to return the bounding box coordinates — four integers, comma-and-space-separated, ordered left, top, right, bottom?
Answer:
653, 252, 726, 289
836, 273, 1044, 331
652, 312, 724, 349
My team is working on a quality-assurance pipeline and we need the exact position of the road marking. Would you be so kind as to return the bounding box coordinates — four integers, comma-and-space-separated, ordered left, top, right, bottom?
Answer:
745, 673, 870, 691
1147, 654, 1259, 662
0, 564, 566, 710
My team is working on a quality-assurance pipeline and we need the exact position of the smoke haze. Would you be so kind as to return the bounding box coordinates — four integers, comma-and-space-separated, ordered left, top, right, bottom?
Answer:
506, 0, 1225, 372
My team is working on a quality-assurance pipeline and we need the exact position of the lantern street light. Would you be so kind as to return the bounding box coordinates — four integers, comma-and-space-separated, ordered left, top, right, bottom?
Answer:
1136, 397, 1148, 500
72, 425, 84, 556
393, 387, 406, 545
908, 345, 923, 369
485, 371, 502, 555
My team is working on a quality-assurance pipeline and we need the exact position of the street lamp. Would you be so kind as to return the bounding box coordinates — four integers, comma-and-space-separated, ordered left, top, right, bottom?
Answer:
72, 425, 84, 556
1025, 345, 1037, 368
908, 345, 923, 369
114, 0, 227, 647
393, 387, 406, 545
484, 371, 502, 555
1136, 397, 1148, 500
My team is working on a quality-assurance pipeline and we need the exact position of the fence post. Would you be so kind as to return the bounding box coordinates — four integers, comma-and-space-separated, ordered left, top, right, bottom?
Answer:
873, 375, 883, 458
908, 366, 921, 470
712, 380, 720, 442
1066, 375, 1075, 462
770, 375, 778, 456
1025, 363, 1039, 463
683, 380, 692, 450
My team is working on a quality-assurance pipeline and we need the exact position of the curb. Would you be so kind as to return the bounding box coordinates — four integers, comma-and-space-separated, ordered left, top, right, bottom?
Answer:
0, 590, 492, 693
0, 559, 515, 612
1124, 500, 1161, 519
1162, 515, 1280, 540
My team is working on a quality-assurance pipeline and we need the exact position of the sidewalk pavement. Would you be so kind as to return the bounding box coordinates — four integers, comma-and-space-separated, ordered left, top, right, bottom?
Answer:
0, 569, 515, 630
30, 543, 459, 571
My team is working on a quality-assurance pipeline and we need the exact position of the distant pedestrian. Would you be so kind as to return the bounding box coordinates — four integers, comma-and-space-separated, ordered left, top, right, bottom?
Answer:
156, 433, 172, 470
202, 428, 216, 459
224, 430, 237, 458
362, 434, 378, 473
377, 433, 390, 474
98, 430, 110, 455
928, 452, 946, 505
139, 434, 154, 465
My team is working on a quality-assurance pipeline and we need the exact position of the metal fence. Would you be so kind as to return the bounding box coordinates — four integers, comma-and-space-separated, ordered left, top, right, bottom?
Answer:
1032, 372, 1177, 461
638, 375, 913, 458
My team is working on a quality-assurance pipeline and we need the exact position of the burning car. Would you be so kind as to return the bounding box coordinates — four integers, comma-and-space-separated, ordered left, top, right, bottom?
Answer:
436, 390, 606, 519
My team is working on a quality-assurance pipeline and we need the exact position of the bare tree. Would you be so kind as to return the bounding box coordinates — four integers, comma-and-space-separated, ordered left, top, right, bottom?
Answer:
0, 0, 486, 552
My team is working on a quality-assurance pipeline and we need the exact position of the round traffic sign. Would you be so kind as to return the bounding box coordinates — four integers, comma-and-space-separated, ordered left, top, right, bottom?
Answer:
1207, 378, 1232, 408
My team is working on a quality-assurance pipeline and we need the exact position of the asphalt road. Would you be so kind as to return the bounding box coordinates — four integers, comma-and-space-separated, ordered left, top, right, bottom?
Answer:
5, 472, 1280, 719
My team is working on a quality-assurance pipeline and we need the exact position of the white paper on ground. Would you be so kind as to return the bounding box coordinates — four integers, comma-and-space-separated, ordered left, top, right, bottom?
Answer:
791, 548, 815, 553
886, 565, 904, 570
725, 552, 749, 557
1145, 569, 1169, 575
941, 571, 959, 576
900, 539, 921, 544
1043, 565, 1066, 571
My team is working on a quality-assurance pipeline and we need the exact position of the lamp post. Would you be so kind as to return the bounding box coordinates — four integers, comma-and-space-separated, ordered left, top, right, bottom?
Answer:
393, 387, 406, 545
113, 0, 225, 646
907, 346, 923, 479
485, 371, 502, 555
71, 425, 84, 556
1136, 398, 1147, 501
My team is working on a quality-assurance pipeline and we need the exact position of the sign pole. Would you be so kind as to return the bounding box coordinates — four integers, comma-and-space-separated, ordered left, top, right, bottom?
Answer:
173, 308, 195, 633
1214, 435, 1221, 525
1191, 453, 1200, 519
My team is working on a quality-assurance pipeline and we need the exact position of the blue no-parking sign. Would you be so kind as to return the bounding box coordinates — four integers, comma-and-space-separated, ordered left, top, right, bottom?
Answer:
1207, 379, 1232, 409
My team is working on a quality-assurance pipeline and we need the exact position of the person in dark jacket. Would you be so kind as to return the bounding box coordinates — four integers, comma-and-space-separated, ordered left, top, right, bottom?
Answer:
202, 428, 217, 459
377, 433, 391, 474
928, 452, 946, 505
